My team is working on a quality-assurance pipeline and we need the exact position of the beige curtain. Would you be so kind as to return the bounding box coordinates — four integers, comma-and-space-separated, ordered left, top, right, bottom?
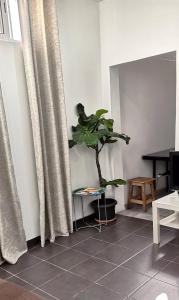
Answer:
0, 87, 27, 264
18, 0, 73, 246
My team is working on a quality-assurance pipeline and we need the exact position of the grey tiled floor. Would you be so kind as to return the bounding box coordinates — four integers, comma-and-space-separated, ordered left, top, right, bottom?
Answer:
1, 215, 179, 299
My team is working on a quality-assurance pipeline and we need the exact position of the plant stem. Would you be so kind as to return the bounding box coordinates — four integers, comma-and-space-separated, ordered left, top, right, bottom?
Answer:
95, 146, 105, 201
95, 147, 103, 187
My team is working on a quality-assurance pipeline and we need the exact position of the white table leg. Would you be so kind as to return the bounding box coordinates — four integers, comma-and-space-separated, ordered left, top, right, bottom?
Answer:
153, 205, 160, 244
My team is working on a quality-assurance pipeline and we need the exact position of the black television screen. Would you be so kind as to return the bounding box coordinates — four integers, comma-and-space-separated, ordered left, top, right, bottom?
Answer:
170, 151, 179, 190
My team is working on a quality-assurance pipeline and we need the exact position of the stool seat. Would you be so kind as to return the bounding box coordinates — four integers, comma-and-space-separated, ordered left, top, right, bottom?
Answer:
127, 177, 156, 212
128, 177, 155, 184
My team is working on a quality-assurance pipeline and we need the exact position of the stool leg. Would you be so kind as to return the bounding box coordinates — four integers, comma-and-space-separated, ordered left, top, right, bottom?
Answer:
142, 184, 147, 212
150, 183, 155, 201
127, 183, 133, 209
137, 186, 142, 199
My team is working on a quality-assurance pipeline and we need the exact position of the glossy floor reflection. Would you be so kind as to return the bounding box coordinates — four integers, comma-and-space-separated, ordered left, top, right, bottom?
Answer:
1, 215, 179, 299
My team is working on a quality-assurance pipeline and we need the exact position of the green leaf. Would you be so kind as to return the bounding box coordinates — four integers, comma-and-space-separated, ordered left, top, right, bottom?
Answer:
85, 114, 99, 131
100, 178, 108, 187
72, 128, 99, 146
95, 109, 108, 118
103, 119, 114, 130
97, 129, 109, 139
101, 178, 126, 187
110, 132, 130, 144
71, 124, 81, 132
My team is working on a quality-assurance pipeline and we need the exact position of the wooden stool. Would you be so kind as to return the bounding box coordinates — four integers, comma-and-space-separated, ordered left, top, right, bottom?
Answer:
127, 177, 156, 212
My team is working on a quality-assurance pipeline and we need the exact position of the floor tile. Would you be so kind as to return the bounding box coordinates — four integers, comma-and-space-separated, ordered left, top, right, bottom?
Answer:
98, 266, 148, 298
119, 201, 172, 221
158, 230, 178, 246
174, 255, 179, 264
131, 278, 179, 300
41, 271, 91, 300
1, 253, 41, 275
0, 268, 12, 279
167, 231, 179, 246
3, 215, 178, 300
135, 224, 171, 242
32, 289, 58, 299
29, 242, 67, 260
48, 249, 89, 270
134, 225, 156, 238
123, 245, 170, 277
93, 227, 131, 243
117, 234, 152, 251
155, 262, 179, 287
114, 219, 146, 233
95, 243, 136, 265
55, 228, 97, 247
7, 276, 34, 291
73, 283, 123, 300
154, 242, 179, 261
71, 257, 116, 281
114, 213, 129, 223
17, 261, 63, 287
118, 214, 151, 226
72, 238, 110, 255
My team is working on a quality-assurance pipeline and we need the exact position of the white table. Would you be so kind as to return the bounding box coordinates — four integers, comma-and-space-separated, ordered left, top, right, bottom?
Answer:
152, 191, 179, 244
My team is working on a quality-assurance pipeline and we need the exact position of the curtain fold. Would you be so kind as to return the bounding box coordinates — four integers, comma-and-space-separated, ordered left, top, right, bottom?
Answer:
0, 87, 27, 264
18, 0, 73, 246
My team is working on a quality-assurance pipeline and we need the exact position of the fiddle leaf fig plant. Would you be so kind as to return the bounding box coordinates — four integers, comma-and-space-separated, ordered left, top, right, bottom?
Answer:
69, 103, 130, 188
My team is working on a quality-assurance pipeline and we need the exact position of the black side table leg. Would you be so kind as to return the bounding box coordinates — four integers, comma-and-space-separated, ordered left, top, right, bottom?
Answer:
153, 160, 156, 189
166, 160, 169, 192
97, 197, 102, 232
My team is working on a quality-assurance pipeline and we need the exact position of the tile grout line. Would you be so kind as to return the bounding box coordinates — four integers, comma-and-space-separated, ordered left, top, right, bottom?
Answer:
54, 235, 97, 248
95, 243, 153, 284
127, 256, 173, 298
151, 273, 179, 288
14, 259, 66, 289
10, 260, 43, 277
0, 259, 43, 278
8, 274, 40, 290
28, 246, 70, 261
32, 287, 61, 300
11, 226, 156, 294
124, 237, 179, 298
91, 222, 152, 244
68, 254, 118, 273
2, 215, 178, 299
0, 267, 16, 278
70, 282, 95, 300
70, 243, 115, 260
123, 237, 179, 298
69, 225, 153, 300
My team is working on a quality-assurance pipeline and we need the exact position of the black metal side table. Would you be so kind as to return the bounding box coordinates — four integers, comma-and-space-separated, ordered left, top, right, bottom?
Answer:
72, 187, 106, 232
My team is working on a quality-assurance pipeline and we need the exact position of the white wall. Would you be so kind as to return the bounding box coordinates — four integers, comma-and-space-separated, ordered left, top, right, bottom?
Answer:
0, 0, 178, 239
118, 54, 176, 203
56, 0, 102, 218
99, 0, 179, 209
0, 41, 40, 240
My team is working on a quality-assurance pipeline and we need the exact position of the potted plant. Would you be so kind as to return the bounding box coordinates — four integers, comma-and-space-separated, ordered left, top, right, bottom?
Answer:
69, 103, 130, 223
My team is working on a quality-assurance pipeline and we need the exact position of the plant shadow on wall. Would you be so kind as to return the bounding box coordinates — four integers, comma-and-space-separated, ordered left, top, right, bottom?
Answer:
69, 103, 130, 223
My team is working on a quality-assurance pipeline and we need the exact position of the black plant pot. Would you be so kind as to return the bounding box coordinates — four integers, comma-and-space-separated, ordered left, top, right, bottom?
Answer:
91, 198, 117, 224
